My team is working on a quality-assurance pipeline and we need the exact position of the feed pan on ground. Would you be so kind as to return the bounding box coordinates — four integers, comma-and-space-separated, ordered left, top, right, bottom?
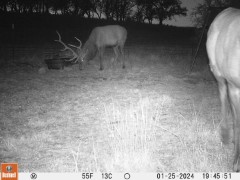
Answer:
45, 58, 72, 69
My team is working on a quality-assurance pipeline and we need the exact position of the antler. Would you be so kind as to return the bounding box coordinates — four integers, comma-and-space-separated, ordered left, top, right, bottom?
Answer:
55, 31, 79, 63
69, 37, 82, 50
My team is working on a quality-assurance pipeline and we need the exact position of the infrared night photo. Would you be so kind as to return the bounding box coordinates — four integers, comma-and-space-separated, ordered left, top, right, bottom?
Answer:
1, 0, 240, 174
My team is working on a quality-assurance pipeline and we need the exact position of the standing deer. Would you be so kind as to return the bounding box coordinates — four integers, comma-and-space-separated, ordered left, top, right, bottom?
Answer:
206, 7, 240, 171
55, 25, 127, 70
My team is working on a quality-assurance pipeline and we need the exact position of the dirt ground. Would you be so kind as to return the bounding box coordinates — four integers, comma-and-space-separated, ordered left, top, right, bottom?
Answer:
0, 43, 234, 172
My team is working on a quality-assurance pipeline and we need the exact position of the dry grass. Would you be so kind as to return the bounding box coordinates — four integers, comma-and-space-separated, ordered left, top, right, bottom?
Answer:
102, 96, 162, 172
0, 39, 234, 172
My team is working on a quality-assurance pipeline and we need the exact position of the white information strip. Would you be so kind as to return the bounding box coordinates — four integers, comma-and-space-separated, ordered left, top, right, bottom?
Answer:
12, 172, 240, 180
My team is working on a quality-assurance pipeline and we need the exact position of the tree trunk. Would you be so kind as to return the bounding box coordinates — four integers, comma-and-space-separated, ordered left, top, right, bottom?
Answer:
4, 4, 7, 12
159, 18, 163, 25
148, 19, 152, 24
95, 10, 102, 19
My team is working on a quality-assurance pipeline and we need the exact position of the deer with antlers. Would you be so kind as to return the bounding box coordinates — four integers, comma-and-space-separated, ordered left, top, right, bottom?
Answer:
55, 25, 127, 70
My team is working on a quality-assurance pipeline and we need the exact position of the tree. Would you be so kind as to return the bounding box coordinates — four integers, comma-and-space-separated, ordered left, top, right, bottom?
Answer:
144, 1, 155, 24
69, 0, 81, 15
102, 0, 115, 20
191, 0, 240, 27
91, 0, 104, 19
17, 0, 36, 13
0, 0, 9, 12
133, 0, 145, 23
32, 0, 51, 14
135, 0, 156, 24
49, 0, 70, 15
1, 0, 189, 25
77, 0, 94, 18
152, 0, 187, 25
114, 0, 134, 21
134, 0, 186, 25
8, 0, 18, 12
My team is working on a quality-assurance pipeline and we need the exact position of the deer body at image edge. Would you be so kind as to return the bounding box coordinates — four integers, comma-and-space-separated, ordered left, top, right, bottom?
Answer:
206, 7, 240, 172
55, 25, 127, 70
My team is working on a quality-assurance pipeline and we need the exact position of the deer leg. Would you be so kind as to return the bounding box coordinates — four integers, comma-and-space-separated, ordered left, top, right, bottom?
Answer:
113, 46, 119, 62
228, 85, 240, 172
99, 47, 104, 70
79, 60, 83, 70
216, 77, 230, 144
119, 45, 125, 69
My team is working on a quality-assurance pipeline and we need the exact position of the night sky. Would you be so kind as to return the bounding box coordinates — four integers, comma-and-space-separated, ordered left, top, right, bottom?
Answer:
166, 0, 203, 27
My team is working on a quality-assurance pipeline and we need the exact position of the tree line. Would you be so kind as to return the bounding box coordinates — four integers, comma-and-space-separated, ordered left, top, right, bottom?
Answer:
0, 0, 187, 25
191, 0, 240, 27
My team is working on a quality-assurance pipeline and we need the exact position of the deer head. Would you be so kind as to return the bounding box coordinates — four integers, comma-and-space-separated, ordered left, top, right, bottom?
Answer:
55, 31, 87, 69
